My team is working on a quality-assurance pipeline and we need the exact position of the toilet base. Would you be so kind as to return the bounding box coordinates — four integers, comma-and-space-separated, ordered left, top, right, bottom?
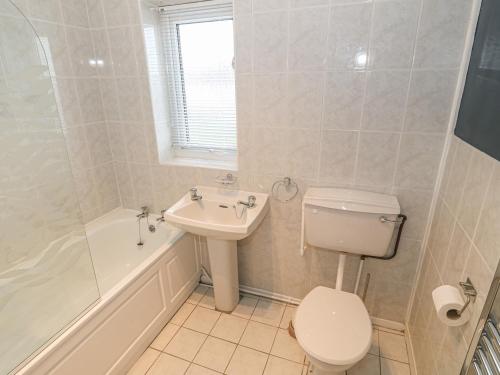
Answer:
307, 364, 345, 375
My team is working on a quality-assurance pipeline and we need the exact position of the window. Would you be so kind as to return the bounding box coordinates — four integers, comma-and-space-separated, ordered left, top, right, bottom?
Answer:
159, 0, 237, 166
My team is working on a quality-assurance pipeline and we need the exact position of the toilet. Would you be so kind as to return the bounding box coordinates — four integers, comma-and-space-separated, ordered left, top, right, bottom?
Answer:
295, 188, 401, 374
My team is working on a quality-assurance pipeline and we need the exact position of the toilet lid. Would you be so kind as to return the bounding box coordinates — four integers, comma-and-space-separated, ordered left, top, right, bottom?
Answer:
294, 286, 372, 366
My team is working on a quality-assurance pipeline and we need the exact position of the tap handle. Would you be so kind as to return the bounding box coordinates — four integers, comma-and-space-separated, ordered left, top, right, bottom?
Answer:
140, 206, 149, 213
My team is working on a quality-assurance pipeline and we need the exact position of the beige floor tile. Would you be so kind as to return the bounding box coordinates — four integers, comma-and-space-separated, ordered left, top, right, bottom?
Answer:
379, 331, 408, 363
369, 329, 380, 356
193, 336, 236, 373
150, 323, 180, 351
164, 327, 207, 361
184, 306, 221, 334
187, 285, 210, 305
127, 348, 160, 375
226, 345, 269, 375
199, 288, 216, 309
270, 329, 305, 364
232, 295, 259, 319
240, 320, 278, 353
347, 354, 380, 375
210, 313, 248, 343
170, 302, 196, 325
279, 305, 297, 329
251, 299, 286, 327
146, 353, 189, 375
380, 358, 411, 375
264, 355, 304, 375
186, 363, 221, 375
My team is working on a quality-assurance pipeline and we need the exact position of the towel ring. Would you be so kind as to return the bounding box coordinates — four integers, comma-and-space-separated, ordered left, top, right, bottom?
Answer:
272, 177, 299, 203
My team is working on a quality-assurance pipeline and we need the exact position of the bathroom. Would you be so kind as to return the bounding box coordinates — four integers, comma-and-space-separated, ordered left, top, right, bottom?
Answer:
0, 0, 499, 374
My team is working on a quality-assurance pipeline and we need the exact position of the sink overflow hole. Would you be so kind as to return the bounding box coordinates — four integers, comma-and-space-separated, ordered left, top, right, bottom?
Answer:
219, 204, 229, 208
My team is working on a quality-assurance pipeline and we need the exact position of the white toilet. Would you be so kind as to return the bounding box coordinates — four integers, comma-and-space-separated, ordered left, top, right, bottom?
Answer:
295, 188, 401, 374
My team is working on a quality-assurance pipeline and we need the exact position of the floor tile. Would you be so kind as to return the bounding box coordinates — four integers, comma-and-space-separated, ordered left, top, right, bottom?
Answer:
170, 302, 196, 325
251, 299, 286, 327
186, 363, 221, 375
375, 326, 405, 336
240, 320, 278, 353
347, 354, 380, 375
380, 358, 411, 375
127, 348, 160, 375
210, 313, 248, 343
184, 306, 221, 334
187, 285, 209, 305
280, 305, 297, 329
199, 288, 215, 309
164, 327, 207, 361
193, 336, 236, 373
226, 345, 269, 375
379, 331, 409, 363
150, 323, 180, 351
264, 355, 304, 375
146, 353, 190, 375
270, 329, 305, 364
232, 295, 259, 319
369, 329, 380, 356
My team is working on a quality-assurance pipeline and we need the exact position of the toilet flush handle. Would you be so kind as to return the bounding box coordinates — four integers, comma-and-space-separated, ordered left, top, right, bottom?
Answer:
379, 215, 403, 224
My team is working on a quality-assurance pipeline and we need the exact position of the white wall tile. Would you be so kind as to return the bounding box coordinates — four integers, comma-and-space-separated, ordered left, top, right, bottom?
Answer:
288, 7, 329, 71
319, 130, 358, 184
369, 0, 421, 69
253, 11, 288, 73
327, 2, 372, 71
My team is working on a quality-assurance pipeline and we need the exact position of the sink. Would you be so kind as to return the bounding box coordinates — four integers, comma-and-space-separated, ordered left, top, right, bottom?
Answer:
165, 186, 269, 311
165, 187, 269, 240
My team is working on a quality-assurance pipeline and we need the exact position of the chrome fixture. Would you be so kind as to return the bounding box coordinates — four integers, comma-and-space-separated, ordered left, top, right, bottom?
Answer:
190, 187, 203, 201
272, 177, 299, 202
238, 195, 256, 208
136, 206, 149, 219
457, 278, 478, 317
136, 207, 149, 246
156, 209, 167, 223
215, 173, 237, 186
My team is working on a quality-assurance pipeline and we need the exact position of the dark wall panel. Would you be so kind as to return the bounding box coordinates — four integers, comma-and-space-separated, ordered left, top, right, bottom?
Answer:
455, 0, 500, 161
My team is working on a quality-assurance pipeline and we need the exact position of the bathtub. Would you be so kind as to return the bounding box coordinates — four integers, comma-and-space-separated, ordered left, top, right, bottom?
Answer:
17, 208, 200, 375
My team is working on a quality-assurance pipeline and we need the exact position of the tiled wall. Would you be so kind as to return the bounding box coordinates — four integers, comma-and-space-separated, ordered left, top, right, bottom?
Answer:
10, 0, 121, 223
408, 136, 500, 375
86, 0, 474, 323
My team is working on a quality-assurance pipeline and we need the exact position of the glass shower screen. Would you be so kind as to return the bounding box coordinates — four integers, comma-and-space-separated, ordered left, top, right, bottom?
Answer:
0, 1, 100, 373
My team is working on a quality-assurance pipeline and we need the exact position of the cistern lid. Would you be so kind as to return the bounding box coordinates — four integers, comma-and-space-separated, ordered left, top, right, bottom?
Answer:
303, 187, 400, 215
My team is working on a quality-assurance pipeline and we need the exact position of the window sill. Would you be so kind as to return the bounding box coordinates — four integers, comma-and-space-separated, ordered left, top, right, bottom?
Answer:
162, 156, 238, 171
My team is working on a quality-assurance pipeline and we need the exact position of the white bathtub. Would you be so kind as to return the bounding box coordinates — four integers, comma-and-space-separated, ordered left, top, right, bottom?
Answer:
17, 208, 200, 375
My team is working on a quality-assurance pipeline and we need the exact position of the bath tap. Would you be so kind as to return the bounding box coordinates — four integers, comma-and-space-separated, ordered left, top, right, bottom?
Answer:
190, 187, 202, 201
156, 209, 167, 223
136, 206, 149, 219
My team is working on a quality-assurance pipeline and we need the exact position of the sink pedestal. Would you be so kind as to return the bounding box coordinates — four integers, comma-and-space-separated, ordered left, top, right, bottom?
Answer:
207, 238, 239, 312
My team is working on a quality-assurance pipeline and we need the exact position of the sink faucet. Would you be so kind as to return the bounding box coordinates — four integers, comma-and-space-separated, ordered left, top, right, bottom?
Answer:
190, 187, 202, 201
238, 195, 256, 208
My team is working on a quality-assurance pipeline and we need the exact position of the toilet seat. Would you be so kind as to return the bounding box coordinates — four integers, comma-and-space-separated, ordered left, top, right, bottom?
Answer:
294, 286, 372, 367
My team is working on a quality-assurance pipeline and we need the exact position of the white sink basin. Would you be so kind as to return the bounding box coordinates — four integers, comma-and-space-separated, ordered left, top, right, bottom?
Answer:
165, 186, 269, 312
165, 186, 269, 241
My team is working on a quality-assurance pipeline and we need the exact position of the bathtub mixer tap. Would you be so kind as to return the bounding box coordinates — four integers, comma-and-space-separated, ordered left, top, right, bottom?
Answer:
154, 209, 167, 229
136, 206, 157, 246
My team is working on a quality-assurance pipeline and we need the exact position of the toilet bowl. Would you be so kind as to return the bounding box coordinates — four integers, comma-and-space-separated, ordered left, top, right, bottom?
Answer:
294, 286, 372, 375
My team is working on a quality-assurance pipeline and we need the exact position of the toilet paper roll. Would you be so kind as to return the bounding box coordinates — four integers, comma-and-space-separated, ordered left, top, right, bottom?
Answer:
432, 285, 470, 327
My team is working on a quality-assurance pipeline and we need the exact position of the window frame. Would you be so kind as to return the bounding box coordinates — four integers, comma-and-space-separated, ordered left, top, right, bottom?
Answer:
159, 0, 237, 165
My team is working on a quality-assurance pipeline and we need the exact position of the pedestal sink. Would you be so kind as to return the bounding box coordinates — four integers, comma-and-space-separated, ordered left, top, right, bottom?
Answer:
165, 186, 270, 312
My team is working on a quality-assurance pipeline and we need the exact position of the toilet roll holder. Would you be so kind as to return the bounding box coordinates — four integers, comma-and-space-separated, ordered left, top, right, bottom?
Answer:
458, 278, 478, 316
